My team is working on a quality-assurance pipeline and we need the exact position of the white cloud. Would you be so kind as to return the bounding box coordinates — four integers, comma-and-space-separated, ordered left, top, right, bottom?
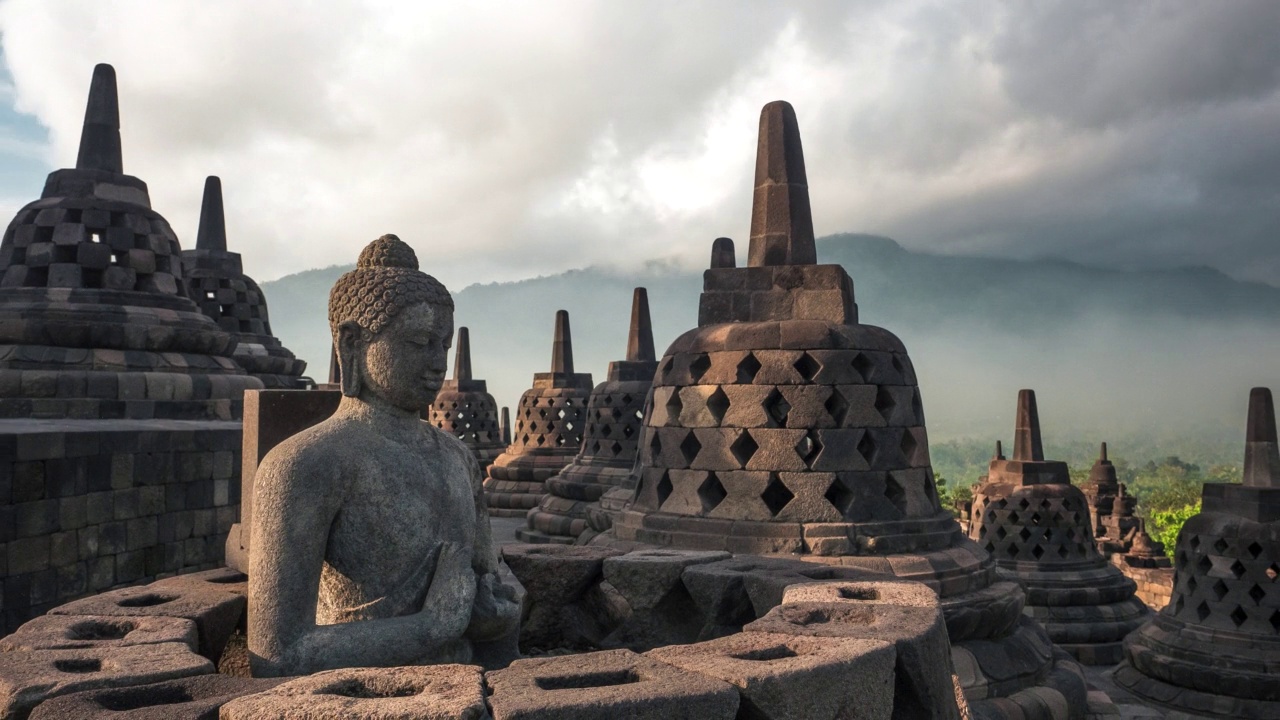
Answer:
0, 0, 1278, 287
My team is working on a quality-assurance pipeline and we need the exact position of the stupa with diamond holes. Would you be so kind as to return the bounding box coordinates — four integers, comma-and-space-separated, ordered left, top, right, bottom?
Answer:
426, 327, 505, 472
605, 101, 1088, 713
967, 390, 1150, 664
0, 64, 260, 420
1114, 388, 1280, 718
181, 176, 306, 389
483, 310, 593, 517
519, 288, 659, 544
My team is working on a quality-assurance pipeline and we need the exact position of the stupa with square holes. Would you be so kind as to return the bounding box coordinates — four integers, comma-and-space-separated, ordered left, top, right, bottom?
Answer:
482, 310, 593, 517
603, 100, 1084, 713
426, 327, 505, 472
966, 390, 1150, 665
519, 288, 659, 543
180, 176, 306, 389
1113, 387, 1280, 718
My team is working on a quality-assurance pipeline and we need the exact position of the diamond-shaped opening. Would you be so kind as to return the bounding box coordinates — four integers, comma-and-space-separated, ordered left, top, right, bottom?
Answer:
1271, 610, 1280, 632
1196, 601, 1211, 622
1249, 584, 1266, 604
1018, 498, 1031, 511
1006, 544, 1019, 559
857, 432, 877, 467
622, 394, 633, 404
656, 472, 674, 508
730, 431, 759, 467
601, 424, 612, 437
656, 357, 674, 381
1187, 576, 1199, 594
891, 355, 904, 375
666, 390, 684, 425
1267, 564, 1279, 581
1190, 535, 1201, 551
1019, 527, 1032, 542
1212, 579, 1229, 601
623, 424, 634, 438
1007, 511, 1020, 525
874, 387, 896, 423
1230, 606, 1248, 627
824, 388, 849, 426
1032, 545, 1045, 560
698, 472, 728, 514
1231, 560, 1247, 578
706, 387, 731, 424
793, 352, 820, 381
650, 432, 663, 458
1214, 538, 1230, 554
884, 473, 905, 509
737, 353, 762, 383
761, 476, 794, 516
796, 431, 822, 468
1176, 551, 1188, 570
1057, 544, 1070, 559
1197, 555, 1213, 574
610, 441, 623, 456
1174, 597, 1184, 615
689, 354, 711, 383
996, 526, 1008, 540
763, 389, 791, 427
824, 477, 853, 515
679, 432, 702, 465
900, 429, 918, 464
911, 389, 924, 425
979, 525, 987, 538
590, 441, 602, 454
1248, 541, 1264, 559
1030, 512, 1042, 526
851, 353, 873, 382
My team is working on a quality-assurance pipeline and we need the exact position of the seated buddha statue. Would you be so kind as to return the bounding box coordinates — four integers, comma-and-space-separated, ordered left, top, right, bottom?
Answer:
248, 235, 520, 677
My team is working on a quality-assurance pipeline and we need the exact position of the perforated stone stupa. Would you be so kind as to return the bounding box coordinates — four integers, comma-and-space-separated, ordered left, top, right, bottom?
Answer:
519, 288, 659, 544
483, 310, 593, 517
181, 176, 306, 389
1114, 387, 1280, 718
967, 390, 1149, 665
426, 327, 505, 471
0, 64, 260, 420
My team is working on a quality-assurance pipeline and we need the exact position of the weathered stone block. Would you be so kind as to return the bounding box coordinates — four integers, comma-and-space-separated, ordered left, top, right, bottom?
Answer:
0, 614, 197, 652
220, 665, 485, 720
28, 674, 284, 720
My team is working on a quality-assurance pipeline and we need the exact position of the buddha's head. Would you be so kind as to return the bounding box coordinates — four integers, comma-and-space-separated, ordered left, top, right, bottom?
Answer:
329, 235, 454, 412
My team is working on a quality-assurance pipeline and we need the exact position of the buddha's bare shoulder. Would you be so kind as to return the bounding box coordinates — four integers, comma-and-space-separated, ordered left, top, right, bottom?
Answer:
255, 414, 379, 488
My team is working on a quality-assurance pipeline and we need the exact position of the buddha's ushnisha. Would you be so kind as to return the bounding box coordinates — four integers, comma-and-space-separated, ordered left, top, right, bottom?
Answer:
248, 235, 519, 676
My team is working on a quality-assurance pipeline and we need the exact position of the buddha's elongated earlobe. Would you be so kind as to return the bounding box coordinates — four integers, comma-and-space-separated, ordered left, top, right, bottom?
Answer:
337, 321, 365, 398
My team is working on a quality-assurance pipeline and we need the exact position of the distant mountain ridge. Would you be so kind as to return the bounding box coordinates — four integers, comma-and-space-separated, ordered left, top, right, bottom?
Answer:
260, 233, 1280, 442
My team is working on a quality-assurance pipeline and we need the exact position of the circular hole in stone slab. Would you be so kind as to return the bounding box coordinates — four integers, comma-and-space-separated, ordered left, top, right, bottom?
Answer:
780, 604, 875, 627
203, 571, 247, 584
318, 678, 421, 699
54, 658, 102, 674
97, 686, 194, 710
68, 619, 136, 640
729, 645, 799, 662
116, 593, 178, 608
836, 587, 879, 601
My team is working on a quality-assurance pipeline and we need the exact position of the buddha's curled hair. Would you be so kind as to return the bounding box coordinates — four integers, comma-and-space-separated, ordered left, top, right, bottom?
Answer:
328, 234, 453, 339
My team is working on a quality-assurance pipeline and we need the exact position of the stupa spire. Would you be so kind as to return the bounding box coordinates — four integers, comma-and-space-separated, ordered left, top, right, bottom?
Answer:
993, 441, 1004, 461
453, 327, 473, 382
75, 64, 123, 174
1012, 389, 1045, 462
1243, 387, 1279, 488
747, 100, 816, 267
551, 310, 574, 375
196, 176, 227, 252
1099, 442, 1108, 463
626, 288, 655, 363
710, 237, 736, 269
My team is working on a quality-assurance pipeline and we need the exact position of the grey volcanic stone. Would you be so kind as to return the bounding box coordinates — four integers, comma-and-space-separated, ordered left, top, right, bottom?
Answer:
247, 236, 518, 677
27, 674, 284, 720
646, 631, 896, 720
48, 583, 244, 664
220, 665, 487, 720
485, 649, 739, 720
0, 642, 212, 720
602, 549, 729, 647
0, 614, 197, 652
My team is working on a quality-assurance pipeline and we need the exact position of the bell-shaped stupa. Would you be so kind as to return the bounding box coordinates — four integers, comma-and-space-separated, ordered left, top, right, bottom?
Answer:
0, 64, 260, 419
967, 390, 1150, 664
181, 176, 306, 388
1114, 387, 1280, 718
427, 327, 506, 472
482, 310, 593, 516
519, 288, 658, 543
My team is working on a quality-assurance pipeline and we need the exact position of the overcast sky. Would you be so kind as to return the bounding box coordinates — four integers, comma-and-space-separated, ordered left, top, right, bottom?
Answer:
1, 0, 1278, 291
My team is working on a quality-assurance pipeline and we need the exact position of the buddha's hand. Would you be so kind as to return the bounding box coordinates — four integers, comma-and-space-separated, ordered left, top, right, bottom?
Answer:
419, 542, 478, 640
467, 572, 522, 641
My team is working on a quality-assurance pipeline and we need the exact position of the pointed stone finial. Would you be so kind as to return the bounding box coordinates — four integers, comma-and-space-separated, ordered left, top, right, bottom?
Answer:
993, 440, 1005, 461
501, 406, 512, 445
1100, 442, 1108, 463
748, 101, 816, 267
710, 237, 736, 269
626, 288, 655, 363
1243, 387, 1279, 488
196, 176, 227, 252
551, 310, 574, 375
327, 342, 339, 385
75, 64, 123, 174
453, 327, 473, 382
1012, 389, 1044, 462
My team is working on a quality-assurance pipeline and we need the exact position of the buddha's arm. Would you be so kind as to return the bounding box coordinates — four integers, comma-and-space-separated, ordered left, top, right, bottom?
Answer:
248, 441, 472, 676
466, 454, 520, 641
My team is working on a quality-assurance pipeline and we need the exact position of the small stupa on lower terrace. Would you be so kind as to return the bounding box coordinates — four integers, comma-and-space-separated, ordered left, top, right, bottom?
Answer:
426, 327, 506, 472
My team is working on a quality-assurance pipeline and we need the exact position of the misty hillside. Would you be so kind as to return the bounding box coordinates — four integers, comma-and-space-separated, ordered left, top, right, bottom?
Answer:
261, 234, 1280, 457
